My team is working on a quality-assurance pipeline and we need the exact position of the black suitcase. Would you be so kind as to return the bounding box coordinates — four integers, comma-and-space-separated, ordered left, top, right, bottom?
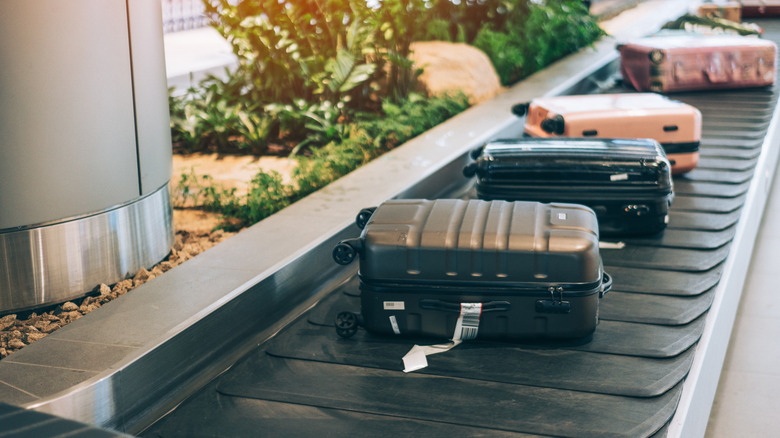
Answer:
332, 199, 611, 341
463, 138, 674, 236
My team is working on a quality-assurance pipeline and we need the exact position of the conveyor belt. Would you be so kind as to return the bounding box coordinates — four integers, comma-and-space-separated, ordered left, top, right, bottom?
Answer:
142, 23, 780, 438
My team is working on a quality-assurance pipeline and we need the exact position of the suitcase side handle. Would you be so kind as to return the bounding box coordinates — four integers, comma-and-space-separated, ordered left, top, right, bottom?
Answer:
600, 272, 612, 298
419, 299, 511, 313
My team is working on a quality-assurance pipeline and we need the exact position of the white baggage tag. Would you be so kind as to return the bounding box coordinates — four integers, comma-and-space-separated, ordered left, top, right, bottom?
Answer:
453, 303, 482, 341
402, 342, 460, 373
401, 303, 482, 372
599, 241, 626, 249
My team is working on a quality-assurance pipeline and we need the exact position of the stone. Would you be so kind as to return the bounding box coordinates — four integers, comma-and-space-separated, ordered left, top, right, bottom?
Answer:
113, 279, 133, 294
7, 339, 25, 349
97, 283, 112, 296
61, 302, 79, 312
25, 332, 46, 343
409, 41, 503, 105
62, 311, 82, 322
41, 322, 61, 333
135, 268, 151, 282
0, 314, 17, 331
34, 320, 51, 332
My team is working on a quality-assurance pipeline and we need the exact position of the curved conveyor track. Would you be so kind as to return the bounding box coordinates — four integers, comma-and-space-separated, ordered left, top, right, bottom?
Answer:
141, 18, 780, 438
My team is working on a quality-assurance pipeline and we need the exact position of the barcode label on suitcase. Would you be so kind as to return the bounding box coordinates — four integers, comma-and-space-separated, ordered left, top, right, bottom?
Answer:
453, 303, 482, 341
383, 301, 405, 310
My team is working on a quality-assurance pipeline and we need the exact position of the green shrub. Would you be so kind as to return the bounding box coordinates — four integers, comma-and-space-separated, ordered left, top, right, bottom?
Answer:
170, 0, 605, 228
174, 93, 469, 228
474, 0, 605, 85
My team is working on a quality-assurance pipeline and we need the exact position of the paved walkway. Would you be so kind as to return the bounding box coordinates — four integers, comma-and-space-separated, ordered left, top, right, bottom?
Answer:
705, 159, 780, 436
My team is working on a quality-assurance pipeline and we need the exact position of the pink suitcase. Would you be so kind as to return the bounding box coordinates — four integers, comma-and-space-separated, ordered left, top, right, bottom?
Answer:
618, 34, 776, 93
515, 93, 702, 174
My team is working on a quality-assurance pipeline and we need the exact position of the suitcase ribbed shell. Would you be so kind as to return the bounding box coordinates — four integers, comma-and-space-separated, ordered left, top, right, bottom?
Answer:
358, 199, 602, 288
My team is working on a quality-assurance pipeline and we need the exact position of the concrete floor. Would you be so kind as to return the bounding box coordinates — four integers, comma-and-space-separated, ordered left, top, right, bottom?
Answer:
705, 156, 780, 437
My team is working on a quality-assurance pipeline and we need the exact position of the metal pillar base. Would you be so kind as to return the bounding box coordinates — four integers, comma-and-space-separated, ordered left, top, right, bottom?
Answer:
0, 183, 173, 314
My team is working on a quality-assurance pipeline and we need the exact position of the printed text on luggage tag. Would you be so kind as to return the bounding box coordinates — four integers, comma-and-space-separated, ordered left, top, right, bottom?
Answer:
453, 303, 482, 341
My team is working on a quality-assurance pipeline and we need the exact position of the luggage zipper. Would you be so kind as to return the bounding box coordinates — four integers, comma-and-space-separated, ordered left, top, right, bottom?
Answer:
536, 286, 571, 314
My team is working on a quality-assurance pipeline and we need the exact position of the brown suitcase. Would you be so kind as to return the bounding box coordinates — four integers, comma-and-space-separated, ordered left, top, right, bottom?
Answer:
740, 0, 780, 17
515, 93, 701, 174
699, 2, 742, 22
618, 33, 776, 93
332, 199, 611, 340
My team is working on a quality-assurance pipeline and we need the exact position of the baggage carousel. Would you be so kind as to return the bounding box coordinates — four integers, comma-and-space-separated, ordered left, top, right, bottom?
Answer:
140, 19, 780, 438
2, 3, 776, 437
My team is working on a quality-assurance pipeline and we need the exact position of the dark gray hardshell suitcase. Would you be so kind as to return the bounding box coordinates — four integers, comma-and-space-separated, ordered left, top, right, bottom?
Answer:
464, 138, 674, 236
333, 199, 611, 340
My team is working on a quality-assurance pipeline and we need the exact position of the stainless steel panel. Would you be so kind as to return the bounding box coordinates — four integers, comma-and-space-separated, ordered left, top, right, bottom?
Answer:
129, 0, 174, 195
0, 0, 140, 229
0, 184, 173, 313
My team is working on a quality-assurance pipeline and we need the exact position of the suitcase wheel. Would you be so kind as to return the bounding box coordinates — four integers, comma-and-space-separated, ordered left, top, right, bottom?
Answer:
335, 311, 360, 338
355, 207, 377, 229
333, 242, 358, 265
469, 145, 484, 160
463, 162, 478, 178
511, 102, 529, 117
541, 115, 565, 135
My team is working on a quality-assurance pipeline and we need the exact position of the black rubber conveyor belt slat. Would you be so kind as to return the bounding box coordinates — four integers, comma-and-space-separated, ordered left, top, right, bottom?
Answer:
671, 179, 751, 197
672, 194, 745, 213
678, 168, 754, 184
667, 210, 741, 231
143, 19, 780, 438
605, 265, 722, 296
699, 137, 763, 149
620, 226, 735, 249
697, 156, 757, 170
599, 290, 715, 325
215, 357, 683, 438
263, 316, 695, 398
600, 244, 730, 271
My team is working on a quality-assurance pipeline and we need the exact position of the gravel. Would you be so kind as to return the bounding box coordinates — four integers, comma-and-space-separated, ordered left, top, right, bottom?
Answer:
0, 217, 236, 359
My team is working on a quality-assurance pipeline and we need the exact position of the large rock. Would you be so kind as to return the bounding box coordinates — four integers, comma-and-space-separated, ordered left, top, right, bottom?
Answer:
410, 41, 503, 105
